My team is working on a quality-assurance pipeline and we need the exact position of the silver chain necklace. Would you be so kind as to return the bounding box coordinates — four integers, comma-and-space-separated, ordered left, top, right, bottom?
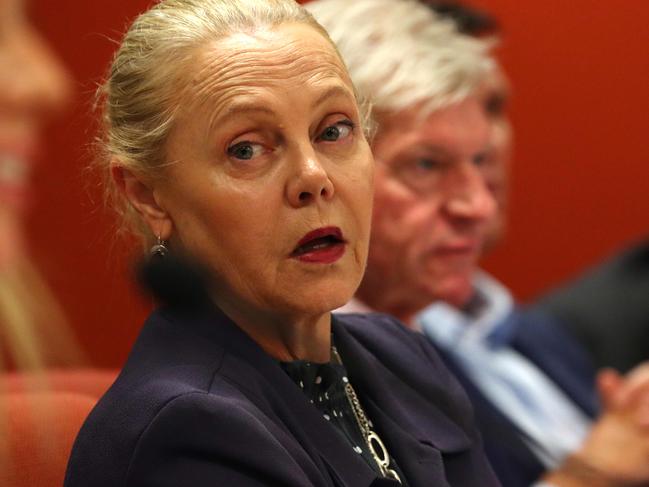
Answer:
332, 346, 402, 484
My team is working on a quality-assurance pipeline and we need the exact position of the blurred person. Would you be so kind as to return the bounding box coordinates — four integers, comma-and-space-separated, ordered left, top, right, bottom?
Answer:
0, 0, 83, 370
536, 238, 649, 373
427, 2, 649, 376
0, 0, 88, 482
64, 1, 500, 485
308, 0, 649, 485
420, 0, 513, 250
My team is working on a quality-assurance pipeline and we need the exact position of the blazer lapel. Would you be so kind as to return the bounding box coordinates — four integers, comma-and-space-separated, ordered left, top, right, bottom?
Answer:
331, 317, 474, 487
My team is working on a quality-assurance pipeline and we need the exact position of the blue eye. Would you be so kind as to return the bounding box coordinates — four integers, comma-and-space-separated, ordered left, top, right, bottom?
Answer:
318, 120, 354, 142
227, 142, 264, 160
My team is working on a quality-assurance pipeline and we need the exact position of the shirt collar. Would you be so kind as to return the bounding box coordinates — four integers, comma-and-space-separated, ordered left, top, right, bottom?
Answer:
417, 271, 514, 349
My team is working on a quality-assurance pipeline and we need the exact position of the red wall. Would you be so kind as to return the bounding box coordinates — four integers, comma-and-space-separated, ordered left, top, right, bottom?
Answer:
28, 1, 649, 367
467, 0, 649, 299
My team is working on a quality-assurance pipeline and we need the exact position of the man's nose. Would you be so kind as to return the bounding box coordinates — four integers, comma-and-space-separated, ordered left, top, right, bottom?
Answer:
444, 163, 497, 222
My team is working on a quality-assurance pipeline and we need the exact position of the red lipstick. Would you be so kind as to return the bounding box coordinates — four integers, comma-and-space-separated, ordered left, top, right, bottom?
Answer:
291, 226, 346, 264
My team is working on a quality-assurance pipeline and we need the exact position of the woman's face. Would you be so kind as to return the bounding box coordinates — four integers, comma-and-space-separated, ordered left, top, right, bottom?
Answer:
152, 23, 374, 323
0, 0, 70, 265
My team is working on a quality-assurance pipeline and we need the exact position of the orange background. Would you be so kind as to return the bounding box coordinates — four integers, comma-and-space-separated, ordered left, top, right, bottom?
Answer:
28, 0, 649, 367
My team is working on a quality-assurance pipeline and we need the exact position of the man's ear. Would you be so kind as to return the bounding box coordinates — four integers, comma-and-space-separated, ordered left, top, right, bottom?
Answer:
111, 164, 173, 240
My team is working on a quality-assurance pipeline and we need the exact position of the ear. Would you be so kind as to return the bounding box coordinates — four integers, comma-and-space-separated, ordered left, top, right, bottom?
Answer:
111, 163, 173, 240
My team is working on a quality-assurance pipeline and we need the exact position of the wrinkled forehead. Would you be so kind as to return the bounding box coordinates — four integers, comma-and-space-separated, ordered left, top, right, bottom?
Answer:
182, 23, 353, 117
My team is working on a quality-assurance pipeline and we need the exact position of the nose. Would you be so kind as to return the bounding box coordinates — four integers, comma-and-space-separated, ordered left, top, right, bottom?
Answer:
285, 145, 335, 208
2, 22, 72, 120
444, 164, 496, 223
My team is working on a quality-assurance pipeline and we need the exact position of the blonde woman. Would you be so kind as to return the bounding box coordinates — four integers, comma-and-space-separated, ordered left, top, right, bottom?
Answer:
64, 1, 499, 486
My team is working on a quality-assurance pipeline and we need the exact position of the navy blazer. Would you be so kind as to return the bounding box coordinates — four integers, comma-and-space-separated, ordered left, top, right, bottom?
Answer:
435, 308, 599, 487
65, 307, 499, 487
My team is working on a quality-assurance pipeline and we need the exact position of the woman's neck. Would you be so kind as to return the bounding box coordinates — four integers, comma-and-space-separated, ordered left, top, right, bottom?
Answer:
218, 299, 333, 362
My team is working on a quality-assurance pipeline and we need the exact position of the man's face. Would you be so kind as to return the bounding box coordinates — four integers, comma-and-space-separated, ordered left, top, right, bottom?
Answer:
357, 96, 497, 319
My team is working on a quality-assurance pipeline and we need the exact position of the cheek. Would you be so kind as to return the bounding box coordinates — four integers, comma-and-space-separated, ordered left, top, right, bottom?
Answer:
338, 149, 375, 245
166, 177, 271, 264
491, 121, 514, 168
370, 178, 439, 259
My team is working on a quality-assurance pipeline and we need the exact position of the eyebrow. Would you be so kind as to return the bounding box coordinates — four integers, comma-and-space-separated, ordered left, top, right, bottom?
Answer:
217, 103, 276, 121
311, 85, 356, 109
211, 84, 355, 126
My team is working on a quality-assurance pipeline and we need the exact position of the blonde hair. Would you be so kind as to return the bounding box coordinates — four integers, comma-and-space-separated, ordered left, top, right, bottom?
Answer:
97, 0, 365, 246
306, 0, 494, 117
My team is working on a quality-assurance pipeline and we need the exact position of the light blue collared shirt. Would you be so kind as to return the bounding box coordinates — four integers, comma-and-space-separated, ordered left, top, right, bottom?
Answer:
417, 272, 591, 469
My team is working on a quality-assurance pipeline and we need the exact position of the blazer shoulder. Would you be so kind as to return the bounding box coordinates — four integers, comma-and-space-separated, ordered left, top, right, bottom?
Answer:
125, 390, 315, 487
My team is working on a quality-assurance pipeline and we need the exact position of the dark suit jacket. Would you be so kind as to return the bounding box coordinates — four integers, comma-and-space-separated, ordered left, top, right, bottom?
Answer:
435, 308, 600, 487
536, 239, 649, 373
65, 307, 499, 487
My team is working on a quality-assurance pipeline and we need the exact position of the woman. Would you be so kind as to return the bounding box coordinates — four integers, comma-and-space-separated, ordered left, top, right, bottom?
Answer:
64, 1, 499, 486
0, 0, 82, 370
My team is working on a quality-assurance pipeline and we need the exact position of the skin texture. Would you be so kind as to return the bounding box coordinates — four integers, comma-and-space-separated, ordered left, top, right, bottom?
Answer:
0, 0, 70, 269
356, 97, 496, 324
119, 23, 374, 362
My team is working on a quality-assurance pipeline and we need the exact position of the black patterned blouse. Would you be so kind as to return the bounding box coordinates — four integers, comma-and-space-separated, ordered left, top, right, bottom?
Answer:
280, 350, 408, 486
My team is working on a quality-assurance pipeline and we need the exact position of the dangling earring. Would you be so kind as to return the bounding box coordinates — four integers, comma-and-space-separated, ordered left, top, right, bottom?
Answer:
150, 234, 168, 259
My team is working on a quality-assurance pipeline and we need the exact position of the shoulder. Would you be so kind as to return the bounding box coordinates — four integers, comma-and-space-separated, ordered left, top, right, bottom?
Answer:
510, 307, 593, 361
335, 312, 449, 368
123, 391, 310, 487
67, 374, 307, 487
537, 239, 649, 311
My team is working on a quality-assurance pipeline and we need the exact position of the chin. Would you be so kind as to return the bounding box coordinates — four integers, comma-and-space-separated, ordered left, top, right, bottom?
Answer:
290, 275, 360, 316
425, 275, 475, 309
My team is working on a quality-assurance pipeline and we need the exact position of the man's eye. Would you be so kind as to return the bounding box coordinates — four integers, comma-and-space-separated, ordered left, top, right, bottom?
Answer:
318, 120, 354, 142
415, 158, 441, 171
485, 94, 507, 118
227, 142, 264, 160
473, 152, 488, 166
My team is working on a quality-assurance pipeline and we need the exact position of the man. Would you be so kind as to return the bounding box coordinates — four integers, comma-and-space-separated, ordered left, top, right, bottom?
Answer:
308, 0, 649, 485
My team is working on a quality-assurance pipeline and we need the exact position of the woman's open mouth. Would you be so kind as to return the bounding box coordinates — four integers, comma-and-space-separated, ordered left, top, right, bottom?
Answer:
291, 226, 346, 264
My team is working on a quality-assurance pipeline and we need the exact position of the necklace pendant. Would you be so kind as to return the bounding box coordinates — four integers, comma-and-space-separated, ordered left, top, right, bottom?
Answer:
367, 431, 401, 483
385, 468, 402, 483
367, 431, 390, 467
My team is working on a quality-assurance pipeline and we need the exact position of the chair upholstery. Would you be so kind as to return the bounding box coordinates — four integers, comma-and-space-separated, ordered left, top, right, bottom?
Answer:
0, 368, 117, 398
0, 369, 118, 487
0, 392, 97, 487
